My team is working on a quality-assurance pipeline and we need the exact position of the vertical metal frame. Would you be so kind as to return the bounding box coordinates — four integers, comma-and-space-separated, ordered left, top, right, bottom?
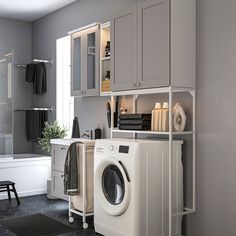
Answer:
110, 86, 197, 236
168, 86, 173, 236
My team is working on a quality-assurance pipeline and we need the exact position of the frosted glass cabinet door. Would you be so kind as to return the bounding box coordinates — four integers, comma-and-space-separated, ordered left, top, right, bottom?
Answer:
84, 26, 100, 96
137, 0, 169, 88
111, 6, 137, 91
71, 33, 83, 96
71, 25, 99, 97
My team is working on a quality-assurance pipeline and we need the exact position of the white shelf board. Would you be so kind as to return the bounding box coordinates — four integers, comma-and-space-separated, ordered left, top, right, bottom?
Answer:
110, 86, 195, 96
100, 91, 111, 96
112, 128, 195, 136
101, 56, 110, 61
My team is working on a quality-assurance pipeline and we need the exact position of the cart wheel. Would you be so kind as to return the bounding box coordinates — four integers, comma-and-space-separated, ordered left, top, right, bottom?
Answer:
69, 217, 74, 223
83, 222, 88, 229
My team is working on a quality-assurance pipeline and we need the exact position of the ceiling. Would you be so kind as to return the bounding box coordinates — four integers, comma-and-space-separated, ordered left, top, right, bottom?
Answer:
0, 0, 77, 22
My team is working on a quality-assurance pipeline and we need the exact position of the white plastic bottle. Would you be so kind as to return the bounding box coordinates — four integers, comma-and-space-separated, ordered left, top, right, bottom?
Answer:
151, 103, 162, 131
161, 102, 169, 132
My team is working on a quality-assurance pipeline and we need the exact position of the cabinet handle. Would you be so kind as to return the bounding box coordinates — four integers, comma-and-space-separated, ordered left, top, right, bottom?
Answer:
61, 174, 64, 178
137, 82, 141, 87
61, 147, 67, 150
84, 90, 87, 94
82, 91, 84, 95
131, 82, 136, 87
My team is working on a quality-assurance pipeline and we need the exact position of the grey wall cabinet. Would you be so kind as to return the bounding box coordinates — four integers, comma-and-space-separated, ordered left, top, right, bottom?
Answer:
110, 6, 137, 91
111, 0, 196, 91
71, 25, 100, 97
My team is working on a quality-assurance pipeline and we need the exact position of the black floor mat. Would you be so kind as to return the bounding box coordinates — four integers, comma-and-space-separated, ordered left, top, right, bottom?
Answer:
0, 213, 74, 236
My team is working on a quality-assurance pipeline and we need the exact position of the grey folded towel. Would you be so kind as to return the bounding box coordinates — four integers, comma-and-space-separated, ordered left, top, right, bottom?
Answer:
64, 142, 81, 196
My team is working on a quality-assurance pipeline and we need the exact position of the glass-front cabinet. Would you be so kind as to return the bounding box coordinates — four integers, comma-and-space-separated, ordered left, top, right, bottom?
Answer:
71, 24, 100, 97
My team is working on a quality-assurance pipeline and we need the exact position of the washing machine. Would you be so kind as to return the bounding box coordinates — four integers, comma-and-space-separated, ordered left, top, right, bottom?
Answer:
94, 139, 183, 236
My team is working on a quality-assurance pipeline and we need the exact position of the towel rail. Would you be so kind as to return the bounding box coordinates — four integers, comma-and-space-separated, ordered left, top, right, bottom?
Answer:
15, 59, 53, 68
14, 107, 53, 112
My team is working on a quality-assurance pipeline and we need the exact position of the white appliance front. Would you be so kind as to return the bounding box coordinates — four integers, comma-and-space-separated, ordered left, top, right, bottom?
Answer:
94, 139, 183, 236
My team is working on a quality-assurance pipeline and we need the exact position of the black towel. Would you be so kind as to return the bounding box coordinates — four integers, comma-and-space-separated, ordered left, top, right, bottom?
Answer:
34, 63, 47, 94
25, 62, 47, 94
119, 119, 151, 125
25, 63, 35, 82
26, 110, 48, 142
118, 124, 151, 130
119, 113, 151, 120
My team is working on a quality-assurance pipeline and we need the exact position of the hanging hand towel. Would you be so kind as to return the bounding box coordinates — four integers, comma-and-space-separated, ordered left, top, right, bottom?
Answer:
26, 110, 48, 142
34, 62, 47, 94
25, 63, 35, 82
64, 142, 81, 196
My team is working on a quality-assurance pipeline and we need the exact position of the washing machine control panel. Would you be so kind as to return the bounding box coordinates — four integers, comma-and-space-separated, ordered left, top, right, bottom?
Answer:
118, 145, 129, 154
95, 142, 130, 155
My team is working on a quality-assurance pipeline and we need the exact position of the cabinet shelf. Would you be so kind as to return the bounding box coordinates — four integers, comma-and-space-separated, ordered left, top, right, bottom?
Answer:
101, 56, 110, 61
111, 86, 195, 96
112, 128, 195, 136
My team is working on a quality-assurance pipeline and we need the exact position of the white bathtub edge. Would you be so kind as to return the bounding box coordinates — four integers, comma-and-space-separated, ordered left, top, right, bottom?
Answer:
0, 188, 47, 200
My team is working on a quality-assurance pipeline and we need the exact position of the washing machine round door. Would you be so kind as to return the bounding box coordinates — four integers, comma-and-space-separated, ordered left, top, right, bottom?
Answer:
95, 158, 131, 216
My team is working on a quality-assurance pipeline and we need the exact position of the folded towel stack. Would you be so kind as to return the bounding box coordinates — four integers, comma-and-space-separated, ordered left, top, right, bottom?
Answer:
118, 113, 152, 130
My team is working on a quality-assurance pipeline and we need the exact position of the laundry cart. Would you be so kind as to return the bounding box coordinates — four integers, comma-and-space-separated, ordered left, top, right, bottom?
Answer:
68, 141, 95, 229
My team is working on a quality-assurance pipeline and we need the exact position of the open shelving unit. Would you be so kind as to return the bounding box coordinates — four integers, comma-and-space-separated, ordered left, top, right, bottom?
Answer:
110, 86, 196, 236
100, 22, 111, 96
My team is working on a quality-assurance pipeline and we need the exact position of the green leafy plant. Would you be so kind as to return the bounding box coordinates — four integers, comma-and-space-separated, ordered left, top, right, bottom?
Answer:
38, 121, 68, 152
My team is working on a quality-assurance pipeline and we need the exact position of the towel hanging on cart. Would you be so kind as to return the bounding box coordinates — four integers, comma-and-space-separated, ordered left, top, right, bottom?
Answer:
64, 142, 81, 196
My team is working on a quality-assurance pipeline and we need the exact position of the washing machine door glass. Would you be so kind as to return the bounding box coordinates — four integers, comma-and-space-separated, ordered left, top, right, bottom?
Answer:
95, 157, 131, 216
102, 164, 125, 205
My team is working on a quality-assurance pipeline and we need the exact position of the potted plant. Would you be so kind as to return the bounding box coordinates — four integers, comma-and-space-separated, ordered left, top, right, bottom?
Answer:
38, 121, 68, 152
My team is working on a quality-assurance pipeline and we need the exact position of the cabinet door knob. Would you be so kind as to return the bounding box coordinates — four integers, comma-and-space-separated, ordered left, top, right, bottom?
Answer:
137, 82, 141, 87
61, 174, 64, 178
61, 147, 67, 150
131, 82, 136, 87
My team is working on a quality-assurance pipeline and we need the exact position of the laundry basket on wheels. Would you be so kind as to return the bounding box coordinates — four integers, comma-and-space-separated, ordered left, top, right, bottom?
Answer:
66, 141, 95, 229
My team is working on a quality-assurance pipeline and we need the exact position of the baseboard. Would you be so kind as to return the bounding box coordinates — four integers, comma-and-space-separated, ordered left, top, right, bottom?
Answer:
0, 189, 47, 200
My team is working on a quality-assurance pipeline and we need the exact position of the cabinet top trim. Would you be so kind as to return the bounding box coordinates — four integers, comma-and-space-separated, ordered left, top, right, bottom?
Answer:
68, 22, 100, 35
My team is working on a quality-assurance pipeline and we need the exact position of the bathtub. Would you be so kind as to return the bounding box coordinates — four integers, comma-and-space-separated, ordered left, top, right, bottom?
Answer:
0, 153, 51, 200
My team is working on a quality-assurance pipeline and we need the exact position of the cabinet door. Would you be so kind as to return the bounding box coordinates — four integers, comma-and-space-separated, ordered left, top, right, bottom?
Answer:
137, 0, 169, 88
111, 6, 137, 91
52, 170, 68, 201
71, 31, 84, 96
51, 144, 68, 172
84, 25, 100, 96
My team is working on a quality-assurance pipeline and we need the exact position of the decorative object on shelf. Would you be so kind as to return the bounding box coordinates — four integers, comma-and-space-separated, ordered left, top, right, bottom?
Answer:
105, 41, 110, 57
95, 124, 102, 139
161, 102, 169, 132
106, 101, 111, 128
101, 80, 110, 92
71, 117, 80, 138
151, 102, 162, 131
120, 107, 128, 114
173, 103, 187, 131
104, 70, 110, 80
38, 121, 68, 152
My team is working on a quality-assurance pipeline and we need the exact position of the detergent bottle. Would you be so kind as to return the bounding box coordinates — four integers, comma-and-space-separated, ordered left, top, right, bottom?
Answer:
151, 103, 162, 131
